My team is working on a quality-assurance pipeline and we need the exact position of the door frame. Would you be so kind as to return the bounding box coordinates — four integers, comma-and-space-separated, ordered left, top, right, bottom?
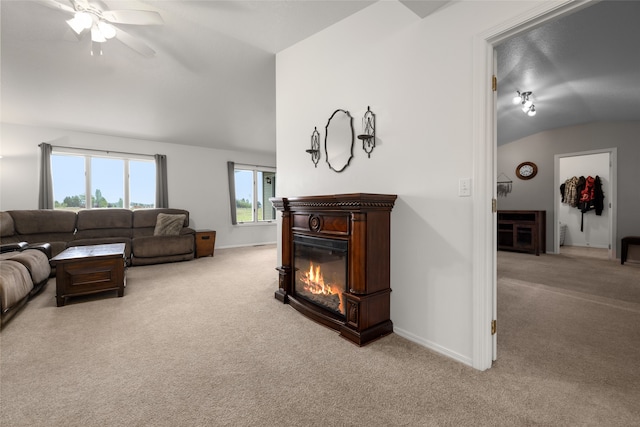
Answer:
554, 148, 617, 258
471, 0, 591, 370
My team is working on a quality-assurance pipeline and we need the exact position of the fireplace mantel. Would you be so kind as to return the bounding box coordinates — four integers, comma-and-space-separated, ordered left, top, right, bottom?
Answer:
270, 193, 397, 346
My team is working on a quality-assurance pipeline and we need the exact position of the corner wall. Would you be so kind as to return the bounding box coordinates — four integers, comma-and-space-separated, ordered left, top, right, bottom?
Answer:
0, 123, 277, 249
275, 0, 543, 365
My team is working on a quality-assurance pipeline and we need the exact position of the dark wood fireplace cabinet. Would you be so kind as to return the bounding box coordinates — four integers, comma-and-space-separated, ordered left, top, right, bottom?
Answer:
270, 193, 397, 346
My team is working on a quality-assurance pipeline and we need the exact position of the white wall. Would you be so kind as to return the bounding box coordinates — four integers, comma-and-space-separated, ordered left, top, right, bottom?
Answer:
559, 153, 609, 248
275, 0, 543, 366
0, 123, 277, 248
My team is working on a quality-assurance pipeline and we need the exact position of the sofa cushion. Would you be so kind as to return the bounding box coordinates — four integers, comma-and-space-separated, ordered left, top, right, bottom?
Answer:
76, 209, 132, 230
6, 250, 51, 285
154, 213, 186, 236
0, 212, 16, 237
74, 209, 133, 240
133, 209, 189, 229
0, 261, 33, 312
132, 235, 194, 258
9, 210, 77, 235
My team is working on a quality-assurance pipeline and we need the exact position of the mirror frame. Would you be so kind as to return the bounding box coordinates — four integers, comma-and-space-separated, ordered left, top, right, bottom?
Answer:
324, 109, 354, 173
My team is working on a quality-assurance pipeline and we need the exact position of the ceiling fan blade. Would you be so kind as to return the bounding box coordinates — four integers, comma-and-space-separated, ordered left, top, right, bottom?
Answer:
72, 0, 89, 9
35, 0, 75, 14
114, 28, 156, 57
102, 10, 164, 26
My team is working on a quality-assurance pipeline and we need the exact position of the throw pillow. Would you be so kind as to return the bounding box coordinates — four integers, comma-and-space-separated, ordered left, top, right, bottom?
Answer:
154, 213, 186, 236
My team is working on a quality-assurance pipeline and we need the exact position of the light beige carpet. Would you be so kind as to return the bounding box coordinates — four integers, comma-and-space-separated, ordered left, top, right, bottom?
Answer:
1, 245, 638, 426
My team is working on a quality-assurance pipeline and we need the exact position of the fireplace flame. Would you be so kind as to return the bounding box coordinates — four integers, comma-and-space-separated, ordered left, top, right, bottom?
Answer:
302, 262, 344, 314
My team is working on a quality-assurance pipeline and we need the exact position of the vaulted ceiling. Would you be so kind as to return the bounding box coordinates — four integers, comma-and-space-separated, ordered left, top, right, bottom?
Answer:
497, 0, 640, 145
2, 1, 638, 153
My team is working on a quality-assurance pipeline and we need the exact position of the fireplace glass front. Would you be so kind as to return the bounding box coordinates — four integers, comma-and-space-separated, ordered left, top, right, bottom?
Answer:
293, 235, 347, 318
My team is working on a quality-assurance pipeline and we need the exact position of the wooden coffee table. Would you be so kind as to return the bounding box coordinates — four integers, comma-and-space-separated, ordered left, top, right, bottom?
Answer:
50, 243, 126, 307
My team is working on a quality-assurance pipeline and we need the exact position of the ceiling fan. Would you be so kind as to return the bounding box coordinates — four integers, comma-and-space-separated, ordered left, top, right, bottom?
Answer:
38, 0, 164, 57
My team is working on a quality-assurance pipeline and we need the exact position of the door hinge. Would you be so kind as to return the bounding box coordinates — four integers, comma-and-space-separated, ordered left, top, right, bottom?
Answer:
491, 319, 497, 335
492, 75, 497, 92
492, 198, 497, 213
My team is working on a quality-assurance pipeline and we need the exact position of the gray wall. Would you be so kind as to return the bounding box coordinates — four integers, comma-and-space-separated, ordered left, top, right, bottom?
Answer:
497, 121, 640, 256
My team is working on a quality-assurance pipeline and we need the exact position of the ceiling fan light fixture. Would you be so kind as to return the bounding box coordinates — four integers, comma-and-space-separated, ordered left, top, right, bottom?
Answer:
66, 16, 86, 34
75, 11, 93, 29
91, 25, 106, 43
512, 91, 522, 105
98, 21, 117, 39
527, 105, 537, 117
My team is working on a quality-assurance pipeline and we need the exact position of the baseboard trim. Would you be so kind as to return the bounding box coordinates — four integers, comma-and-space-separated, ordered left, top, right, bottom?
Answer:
393, 327, 473, 367
216, 242, 277, 250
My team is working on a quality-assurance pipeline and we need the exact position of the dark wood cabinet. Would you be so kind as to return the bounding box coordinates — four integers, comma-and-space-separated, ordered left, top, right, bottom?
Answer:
498, 210, 546, 256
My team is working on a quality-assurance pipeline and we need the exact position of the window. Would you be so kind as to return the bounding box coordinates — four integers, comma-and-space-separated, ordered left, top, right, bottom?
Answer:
52, 150, 156, 211
232, 165, 276, 224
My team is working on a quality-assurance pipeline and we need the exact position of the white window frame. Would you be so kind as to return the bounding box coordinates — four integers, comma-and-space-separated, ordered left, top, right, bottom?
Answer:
233, 164, 276, 225
52, 147, 155, 210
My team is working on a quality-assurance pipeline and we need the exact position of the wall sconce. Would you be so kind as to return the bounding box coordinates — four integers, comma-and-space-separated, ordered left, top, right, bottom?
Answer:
306, 127, 321, 167
357, 106, 376, 158
512, 91, 536, 117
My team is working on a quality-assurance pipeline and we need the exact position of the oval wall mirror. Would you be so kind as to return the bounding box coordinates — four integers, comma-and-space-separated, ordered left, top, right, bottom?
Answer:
324, 109, 354, 173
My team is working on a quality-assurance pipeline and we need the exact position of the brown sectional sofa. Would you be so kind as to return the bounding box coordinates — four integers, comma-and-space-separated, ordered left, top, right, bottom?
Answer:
0, 243, 51, 325
0, 208, 195, 325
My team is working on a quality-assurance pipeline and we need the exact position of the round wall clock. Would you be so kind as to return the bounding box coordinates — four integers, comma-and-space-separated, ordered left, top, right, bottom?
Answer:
515, 161, 538, 180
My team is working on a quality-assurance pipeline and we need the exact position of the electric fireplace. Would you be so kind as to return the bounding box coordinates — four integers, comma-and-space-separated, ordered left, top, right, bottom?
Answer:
294, 235, 348, 318
270, 193, 396, 346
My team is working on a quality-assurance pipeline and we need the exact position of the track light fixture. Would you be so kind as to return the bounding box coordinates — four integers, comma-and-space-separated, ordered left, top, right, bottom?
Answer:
513, 91, 536, 117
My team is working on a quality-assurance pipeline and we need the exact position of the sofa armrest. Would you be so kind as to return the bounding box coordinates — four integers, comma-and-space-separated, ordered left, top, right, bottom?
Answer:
0, 241, 28, 254
181, 227, 196, 235
25, 243, 52, 259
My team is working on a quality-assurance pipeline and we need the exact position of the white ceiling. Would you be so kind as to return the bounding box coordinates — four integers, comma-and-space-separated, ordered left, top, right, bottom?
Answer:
496, 0, 640, 145
2, 1, 639, 153
1, 0, 382, 154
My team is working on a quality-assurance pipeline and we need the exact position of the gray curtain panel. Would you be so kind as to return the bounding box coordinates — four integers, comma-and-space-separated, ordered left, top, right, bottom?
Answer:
227, 161, 237, 225
38, 143, 54, 209
155, 154, 168, 208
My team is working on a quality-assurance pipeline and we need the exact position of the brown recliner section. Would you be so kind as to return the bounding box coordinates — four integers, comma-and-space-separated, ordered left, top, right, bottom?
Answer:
68, 209, 133, 261
3, 210, 77, 258
0, 244, 51, 327
131, 209, 194, 266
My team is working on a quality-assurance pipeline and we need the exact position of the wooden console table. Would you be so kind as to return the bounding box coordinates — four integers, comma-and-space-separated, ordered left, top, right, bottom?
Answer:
497, 210, 546, 256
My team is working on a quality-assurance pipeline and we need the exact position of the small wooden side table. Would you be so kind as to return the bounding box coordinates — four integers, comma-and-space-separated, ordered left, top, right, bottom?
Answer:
195, 230, 216, 258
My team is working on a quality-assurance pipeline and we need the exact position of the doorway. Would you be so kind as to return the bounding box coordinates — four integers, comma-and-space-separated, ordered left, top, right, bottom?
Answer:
555, 149, 616, 260
481, 1, 631, 370
471, 0, 601, 370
